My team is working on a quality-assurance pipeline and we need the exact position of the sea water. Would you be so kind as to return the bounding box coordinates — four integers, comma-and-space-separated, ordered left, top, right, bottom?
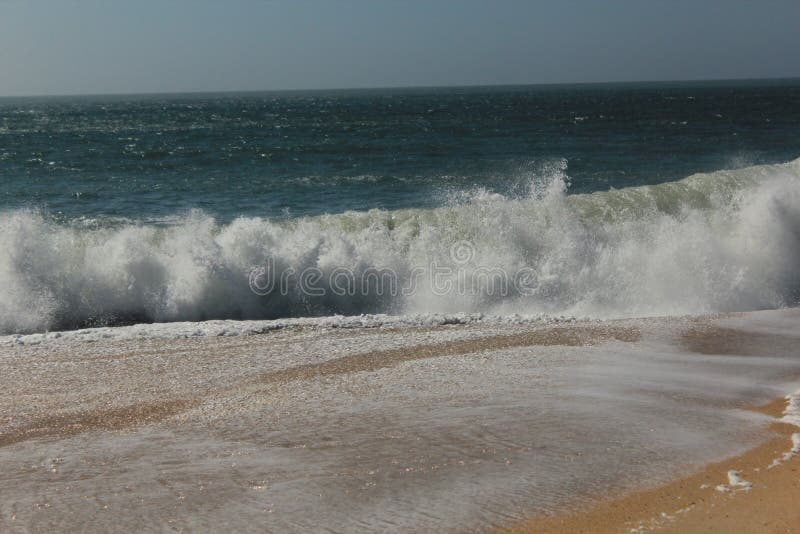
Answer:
1, 80, 799, 334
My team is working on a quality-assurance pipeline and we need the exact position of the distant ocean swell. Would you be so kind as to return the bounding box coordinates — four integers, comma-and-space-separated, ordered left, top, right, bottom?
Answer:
2, 158, 799, 335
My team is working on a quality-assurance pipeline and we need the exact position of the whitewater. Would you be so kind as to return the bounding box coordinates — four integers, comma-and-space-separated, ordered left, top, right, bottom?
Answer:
1, 158, 799, 335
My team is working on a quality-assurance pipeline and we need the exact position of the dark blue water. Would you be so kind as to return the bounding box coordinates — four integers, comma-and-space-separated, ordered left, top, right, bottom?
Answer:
3, 79, 799, 222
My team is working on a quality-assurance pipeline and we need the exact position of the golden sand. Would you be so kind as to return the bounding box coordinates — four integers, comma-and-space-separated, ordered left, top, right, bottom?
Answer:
499, 398, 800, 533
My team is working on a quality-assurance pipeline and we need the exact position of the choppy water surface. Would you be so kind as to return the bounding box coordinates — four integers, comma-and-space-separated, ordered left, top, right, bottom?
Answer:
1, 80, 800, 333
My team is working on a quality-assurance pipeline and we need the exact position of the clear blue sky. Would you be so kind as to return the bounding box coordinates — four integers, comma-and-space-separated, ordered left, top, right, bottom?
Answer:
1, 0, 798, 96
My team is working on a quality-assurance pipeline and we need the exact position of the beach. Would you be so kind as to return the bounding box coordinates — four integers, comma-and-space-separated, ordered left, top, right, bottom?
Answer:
507, 395, 800, 533
1, 308, 798, 531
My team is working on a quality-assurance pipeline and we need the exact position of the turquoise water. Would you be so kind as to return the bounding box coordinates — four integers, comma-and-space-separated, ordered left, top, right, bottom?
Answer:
1, 80, 800, 333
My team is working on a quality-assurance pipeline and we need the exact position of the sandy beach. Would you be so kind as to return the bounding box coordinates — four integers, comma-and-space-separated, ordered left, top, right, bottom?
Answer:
1, 309, 799, 531
504, 399, 800, 533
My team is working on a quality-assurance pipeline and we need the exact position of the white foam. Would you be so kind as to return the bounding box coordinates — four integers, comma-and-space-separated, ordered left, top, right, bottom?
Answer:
782, 390, 800, 427
726, 470, 753, 489
767, 390, 800, 468
768, 433, 800, 469
713, 470, 753, 492
1, 157, 799, 335
0, 312, 569, 346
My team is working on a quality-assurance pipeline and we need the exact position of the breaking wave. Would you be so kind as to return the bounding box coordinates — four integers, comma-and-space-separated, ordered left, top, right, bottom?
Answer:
2, 158, 800, 334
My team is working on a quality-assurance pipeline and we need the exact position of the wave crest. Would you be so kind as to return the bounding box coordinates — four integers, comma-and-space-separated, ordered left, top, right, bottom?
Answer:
2, 158, 799, 334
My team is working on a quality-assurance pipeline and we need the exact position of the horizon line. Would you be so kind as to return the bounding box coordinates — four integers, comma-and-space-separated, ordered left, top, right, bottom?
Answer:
1, 75, 799, 100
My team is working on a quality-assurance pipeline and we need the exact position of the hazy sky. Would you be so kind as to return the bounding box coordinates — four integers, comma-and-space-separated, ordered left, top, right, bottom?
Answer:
1, 0, 798, 96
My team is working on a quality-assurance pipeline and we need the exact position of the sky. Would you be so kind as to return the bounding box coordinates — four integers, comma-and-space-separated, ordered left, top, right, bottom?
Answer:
1, 0, 798, 97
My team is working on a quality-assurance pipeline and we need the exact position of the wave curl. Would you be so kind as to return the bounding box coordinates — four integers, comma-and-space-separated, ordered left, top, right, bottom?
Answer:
2, 158, 800, 334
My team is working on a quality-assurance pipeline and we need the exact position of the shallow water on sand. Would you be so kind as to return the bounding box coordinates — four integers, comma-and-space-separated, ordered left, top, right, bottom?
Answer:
1, 309, 798, 531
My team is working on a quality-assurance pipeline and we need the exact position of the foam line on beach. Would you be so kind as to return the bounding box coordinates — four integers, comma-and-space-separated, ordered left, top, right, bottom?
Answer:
0, 312, 573, 346
767, 389, 800, 469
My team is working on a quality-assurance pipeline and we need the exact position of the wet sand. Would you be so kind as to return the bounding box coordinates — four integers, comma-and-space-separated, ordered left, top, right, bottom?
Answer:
0, 324, 638, 448
504, 313, 800, 533
502, 399, 800, 533
1, 310, 798, 531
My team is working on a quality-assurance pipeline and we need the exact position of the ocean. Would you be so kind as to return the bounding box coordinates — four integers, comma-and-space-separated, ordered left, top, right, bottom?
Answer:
2, 79, 800, 334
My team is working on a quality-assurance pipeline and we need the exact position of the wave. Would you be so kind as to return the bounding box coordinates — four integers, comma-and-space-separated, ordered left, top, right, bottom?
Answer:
2, 158, 800, 334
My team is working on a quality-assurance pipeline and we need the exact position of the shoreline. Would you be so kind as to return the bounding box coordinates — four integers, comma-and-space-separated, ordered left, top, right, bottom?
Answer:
501, 395, 800, 533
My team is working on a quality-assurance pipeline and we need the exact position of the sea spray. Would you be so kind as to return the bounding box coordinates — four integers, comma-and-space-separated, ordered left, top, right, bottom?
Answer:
1, 158, 799, 334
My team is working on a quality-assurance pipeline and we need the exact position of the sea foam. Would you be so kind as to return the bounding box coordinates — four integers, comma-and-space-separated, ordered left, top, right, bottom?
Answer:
1, 158, 799, 334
